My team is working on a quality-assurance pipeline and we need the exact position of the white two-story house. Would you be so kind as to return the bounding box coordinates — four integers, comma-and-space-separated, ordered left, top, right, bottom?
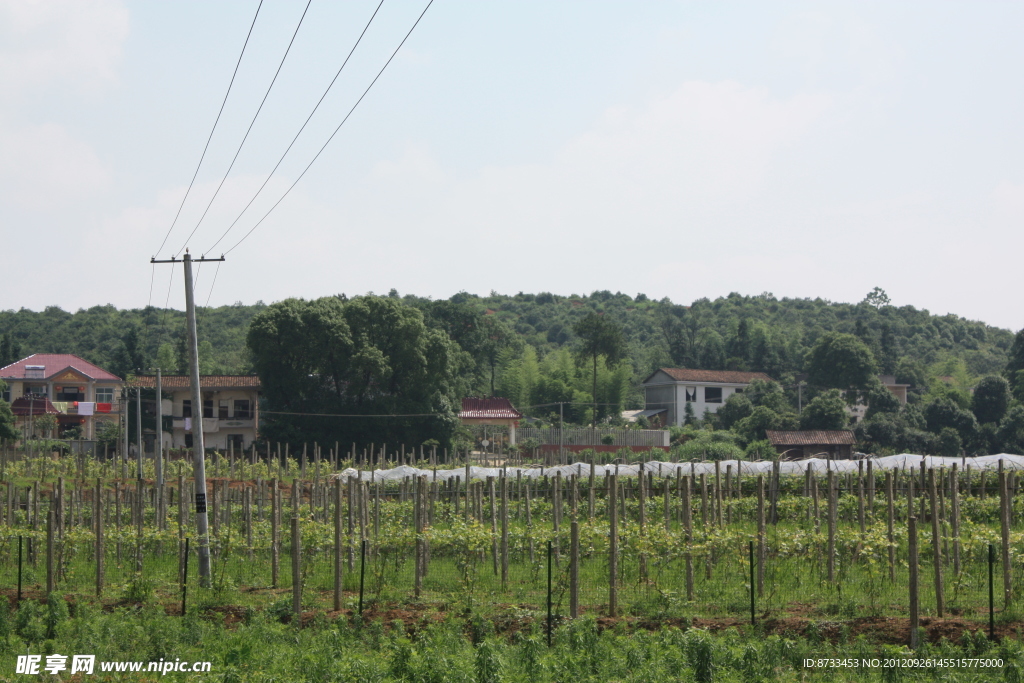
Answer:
642, 368, 774, 426
130, 375, 261, 452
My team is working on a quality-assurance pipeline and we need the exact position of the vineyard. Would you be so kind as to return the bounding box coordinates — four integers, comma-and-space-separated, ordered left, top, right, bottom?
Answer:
4, 448, 1024, 680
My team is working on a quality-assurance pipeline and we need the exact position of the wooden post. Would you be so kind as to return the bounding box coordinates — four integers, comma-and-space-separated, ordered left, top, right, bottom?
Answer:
682, 476, 693, 601
909, 515, 920, 650
1000, 465, 1011, 608
929, 469, 944, 617
95, 478, 103, 596
757, 475, 765, 597
501, 474, 509, 590
951, 465, 961, 577
570, 518, 579, 618
291, 515, 301, 625
334, 479, 342, 611
609, 473, 618, 617
886, 471, 895, 582
46, 507, 55, 594
271, 478, 279, 589
827, 470, 836, 583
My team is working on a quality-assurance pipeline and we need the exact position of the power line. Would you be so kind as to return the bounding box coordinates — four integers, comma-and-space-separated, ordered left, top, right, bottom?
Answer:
223, 0, 435, 256
154, 0, 264, 258
175, 0, 314, 257
205, 0, 386, 255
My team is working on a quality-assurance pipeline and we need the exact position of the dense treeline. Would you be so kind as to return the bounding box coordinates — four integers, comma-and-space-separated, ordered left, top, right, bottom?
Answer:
2, 289, 1022, 454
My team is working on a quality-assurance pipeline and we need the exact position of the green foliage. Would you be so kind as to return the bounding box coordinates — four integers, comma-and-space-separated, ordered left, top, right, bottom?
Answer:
573, 312, 626, 424
861, 287, 891, 309
247, 295, 465, 449
937, 427, 962, 457
864, 383, 902, 420
735, 406, 791, 442
0, 392, 17, 442
799, 389, 848, 430
997, 405, 1024, 454
715, 394, 752, 430
676, 429, 745, 460
972, 375, 1012, 425
1006, 329, 1024, 396
805, 332, 878, 390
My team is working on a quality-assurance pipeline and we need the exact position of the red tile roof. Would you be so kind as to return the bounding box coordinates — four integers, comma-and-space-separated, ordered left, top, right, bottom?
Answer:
129, 375, 261, 390
646, 368, 774, 384
765, 430, 856, 446
0, 354, 121, 381
459, 397, 523, 420
10, 396, 61, 416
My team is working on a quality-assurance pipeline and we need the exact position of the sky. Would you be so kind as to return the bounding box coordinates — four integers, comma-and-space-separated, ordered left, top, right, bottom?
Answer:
1, 0, 1022, 331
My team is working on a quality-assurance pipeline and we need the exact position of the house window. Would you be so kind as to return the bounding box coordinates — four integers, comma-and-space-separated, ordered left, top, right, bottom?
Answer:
704, 387, 723, 403
96, 388, 114, 404
1, 388, 9, 402
182, 400, 192, 418
218, 400, 229, 419
684, 386, 696, 402
228, 434, 244, 450
185, 433, 193, 448
234, 400, 251, 419
56, 387, 85, 401
25, 385, 48, 397
734, 388, 744, 394
203, 400, 214, 418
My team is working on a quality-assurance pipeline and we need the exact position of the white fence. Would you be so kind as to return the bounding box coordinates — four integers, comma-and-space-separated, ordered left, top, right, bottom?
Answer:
335, 453, 1024, 482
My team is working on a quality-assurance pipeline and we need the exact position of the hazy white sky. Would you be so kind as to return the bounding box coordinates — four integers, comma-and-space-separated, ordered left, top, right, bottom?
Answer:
2, 1, 1022, 330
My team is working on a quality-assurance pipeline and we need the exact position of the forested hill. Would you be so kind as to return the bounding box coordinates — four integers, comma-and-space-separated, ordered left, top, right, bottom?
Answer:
0, 290, 1014, 397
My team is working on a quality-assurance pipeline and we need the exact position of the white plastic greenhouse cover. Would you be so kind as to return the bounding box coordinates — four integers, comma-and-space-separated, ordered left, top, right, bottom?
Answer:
332, 453, 1024, 482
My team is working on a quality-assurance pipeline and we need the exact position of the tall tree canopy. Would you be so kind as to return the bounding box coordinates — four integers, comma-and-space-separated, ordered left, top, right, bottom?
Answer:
805, 332, 878, 391
573, 312, 625, 425
247, 296, 467, 450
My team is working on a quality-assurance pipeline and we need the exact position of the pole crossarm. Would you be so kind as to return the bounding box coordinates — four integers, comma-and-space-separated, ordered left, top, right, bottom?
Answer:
151, 256, 225, 264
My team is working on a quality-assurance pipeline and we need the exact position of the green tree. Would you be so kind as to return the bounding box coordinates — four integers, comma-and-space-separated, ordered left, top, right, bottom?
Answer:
0, 381, 17, 442
924, 397, 980, 451
972, 375, 1012, 425
735, 406, 790, 443
937, 427, 962, 457
573, 312, 625, 425
1005, 329, 1024, 399
247, 296, 466, 452
861, 287, 891, 309
805, 332, 878, 391
800, 390, 848, 430
111, 327, 145, 379
34, 414, 58, 439
997, 405, 1024, 454
864, 384, 902, 420
155, 343, 177, 374
479, 316, 521, 396
0, 332, 22, 367
715, 394, 753, 430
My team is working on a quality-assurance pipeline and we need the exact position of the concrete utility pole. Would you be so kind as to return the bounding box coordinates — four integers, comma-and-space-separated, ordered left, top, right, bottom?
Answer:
151, 250, 224, 587
155, 368, 163, 491
136, 386, 143, 479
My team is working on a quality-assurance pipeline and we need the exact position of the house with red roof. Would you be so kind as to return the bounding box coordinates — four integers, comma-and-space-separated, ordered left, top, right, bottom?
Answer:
129, 375, 261, 453
0, 354, 123, 439
641, 367, 774, 426
459, 397, 523, 447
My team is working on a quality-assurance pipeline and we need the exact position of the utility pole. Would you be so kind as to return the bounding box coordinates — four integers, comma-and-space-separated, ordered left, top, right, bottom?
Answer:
155, 367, 163, 496
151, 250, 224, 587
122, 388, 129, 463
136, 385, 143, 480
